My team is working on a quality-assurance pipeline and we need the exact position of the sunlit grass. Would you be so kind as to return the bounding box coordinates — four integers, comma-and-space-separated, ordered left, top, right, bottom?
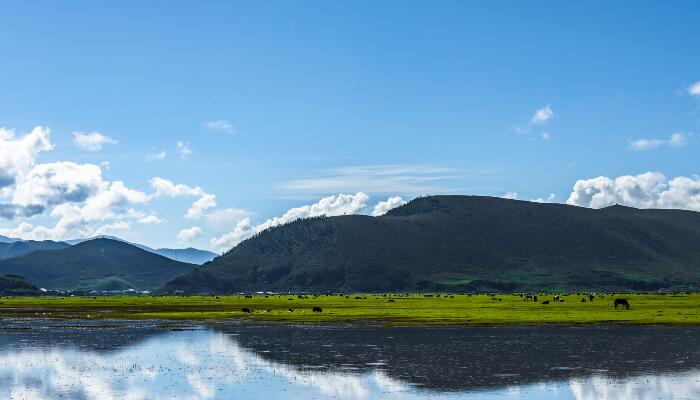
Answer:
0, 293, 698, 325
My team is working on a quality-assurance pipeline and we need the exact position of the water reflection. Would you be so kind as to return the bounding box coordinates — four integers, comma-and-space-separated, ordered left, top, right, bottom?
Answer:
0, 320, 698, 399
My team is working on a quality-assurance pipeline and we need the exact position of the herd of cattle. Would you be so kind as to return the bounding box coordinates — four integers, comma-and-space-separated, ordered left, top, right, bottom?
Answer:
517, 292, 630, 309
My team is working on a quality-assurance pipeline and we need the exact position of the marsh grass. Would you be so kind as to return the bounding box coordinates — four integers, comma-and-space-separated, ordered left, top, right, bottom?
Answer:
0, 293, 698, 325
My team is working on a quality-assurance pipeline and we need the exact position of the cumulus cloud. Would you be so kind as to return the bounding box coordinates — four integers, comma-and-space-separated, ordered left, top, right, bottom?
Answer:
177, 226, 202, 242
176, 141, 192, 158
531, 105, 554, 124
72, 131, 117, 151
502, 191, 518, 200
149, 177, 216, 220
210, 192, 370, 252
203, 120, 236, 134
204, 208, 255, 230
138, 214, 164, 224
186, 194, 216, 219
0, 126, 53, 188
629, 138, 663, 151
0, 159, 149, 239
12, 162, 104, 208
688, 81, 700, 96
512, 105, 555, 139
371, 196, 406, 216
146, 150, 167, 162
567, 172, 700, 211
668, 132, 687, 147
531, 193, 556, 203
149, 177, 204, 198
629, 133, 689, 151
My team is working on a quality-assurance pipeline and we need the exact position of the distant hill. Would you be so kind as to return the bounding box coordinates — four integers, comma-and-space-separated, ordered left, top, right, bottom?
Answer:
0, 240, 71, 260
0, 236, 21, 244
66, 236, 216, 264
0, 238, 197, 291
153, 248, 217, 265
0, 274, 40, 296
165, 196, 700, 293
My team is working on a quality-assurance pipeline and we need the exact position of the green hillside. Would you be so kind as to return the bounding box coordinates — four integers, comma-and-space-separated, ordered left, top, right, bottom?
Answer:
165, 196, 700, 293
0, 238, 197, 291
0, 274, 40, 296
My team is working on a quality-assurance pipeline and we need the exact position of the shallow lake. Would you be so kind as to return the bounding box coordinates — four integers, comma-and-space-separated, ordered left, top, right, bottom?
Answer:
0, 319, 698, 399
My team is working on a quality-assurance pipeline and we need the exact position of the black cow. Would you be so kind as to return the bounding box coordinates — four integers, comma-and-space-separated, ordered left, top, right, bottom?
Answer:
614, 299, 630, 310
312, 307, 322, 313
241, 307, 252, 313
541, 300, 550, 304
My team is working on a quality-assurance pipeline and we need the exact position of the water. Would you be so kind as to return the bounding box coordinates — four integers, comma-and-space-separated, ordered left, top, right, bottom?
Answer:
0, 319, 698, 399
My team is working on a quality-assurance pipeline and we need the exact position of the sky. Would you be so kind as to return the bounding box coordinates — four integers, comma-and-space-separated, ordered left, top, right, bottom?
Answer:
1, 1, 700, 252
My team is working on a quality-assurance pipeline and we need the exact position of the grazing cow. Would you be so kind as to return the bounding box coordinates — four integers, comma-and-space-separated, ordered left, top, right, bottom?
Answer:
541, 300, 550, 304
614, 299, 630, 310
312, 307, 322, 313
288, 308, 293, 312
244, 295, 252, 299
524, 294, 533, 301
553, 295, 560, 302
241, 307, 252, 313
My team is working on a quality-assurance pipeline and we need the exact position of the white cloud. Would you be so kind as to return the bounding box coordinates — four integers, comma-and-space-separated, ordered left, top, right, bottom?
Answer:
186, 194, 216, 219
1, 159, 149, 239
148, 177, 216, 220
371, 196, 406, 216
93, 221, 130, 237
176, 141, 192, 158
281, 165, 454, 195
146, 150, 167, 162
668, 132, 687, 147
211, 192, 370, 252
203, 120, 236, 134
513, 106, 555, 138
138, 214, 164, 224
629, 138, 664, 151
567, 172, 700, 211
0, 126, 53, 188
72, 131, 117, 151
12, 162, 104, 208
502, 191, 518, 200
177, 226, 202, 242
629, 132, 690, 151
531, 193, 556, 203
688, 81, 700, 96
204, 208, 255, 230
531, 105, 554, 124
149, 177, 204, 198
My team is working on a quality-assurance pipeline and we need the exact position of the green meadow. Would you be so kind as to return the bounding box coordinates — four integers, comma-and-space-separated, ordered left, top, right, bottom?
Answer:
0, 293, 698, 325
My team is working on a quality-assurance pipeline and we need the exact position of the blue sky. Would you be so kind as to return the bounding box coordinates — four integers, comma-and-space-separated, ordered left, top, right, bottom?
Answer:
1, 1, 699, 251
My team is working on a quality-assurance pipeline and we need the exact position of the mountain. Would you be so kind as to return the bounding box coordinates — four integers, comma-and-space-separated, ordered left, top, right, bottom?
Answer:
165, 195, 700, 294
0, 240, 71, 260
153, 248, 217, 265
0, 274, 40, 295
0, 235, 21, 244
65, 236, 216, 264
0, 238, 197, 291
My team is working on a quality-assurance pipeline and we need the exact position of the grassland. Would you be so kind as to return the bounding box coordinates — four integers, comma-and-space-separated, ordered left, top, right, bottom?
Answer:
0, 293, 699, 325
